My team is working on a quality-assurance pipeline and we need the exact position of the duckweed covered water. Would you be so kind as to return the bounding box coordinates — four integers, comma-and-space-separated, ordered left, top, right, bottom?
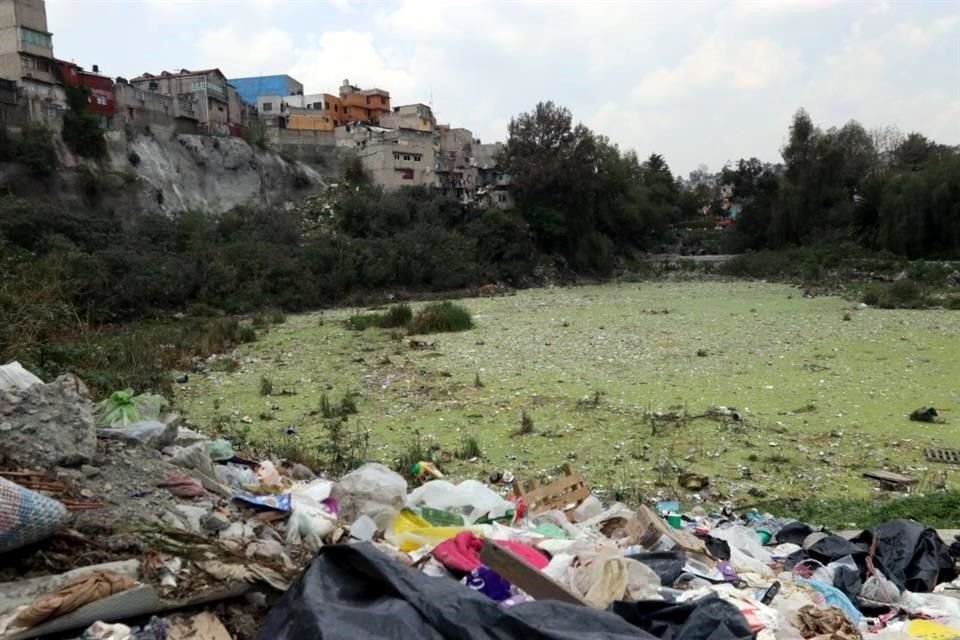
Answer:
175, 282, 960, 502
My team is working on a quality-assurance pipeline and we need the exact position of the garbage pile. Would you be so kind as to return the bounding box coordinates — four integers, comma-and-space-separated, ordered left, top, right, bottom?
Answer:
1, 362, 959, 639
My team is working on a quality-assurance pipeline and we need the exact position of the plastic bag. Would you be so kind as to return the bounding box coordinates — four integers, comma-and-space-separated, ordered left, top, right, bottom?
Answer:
95, 389, 167, 427
712, 525, 772, 562
386, 508, 475, 553
97, 420, 177, 449
861, 571, 901, 604
215, 463, 258, 488
207, 439, 235, 461
796, 577, 862, 624
0, 361, 43, 391
406, 480, 512, 524
285, 495, 338, 551
573, 495, 603, 522
334, 463, 408, 522
257, 460, 282, 485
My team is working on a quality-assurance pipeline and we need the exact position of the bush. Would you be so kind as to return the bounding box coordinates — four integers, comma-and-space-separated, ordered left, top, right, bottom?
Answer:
319, 392, 359, 419
345, 313, 380, 331
862, 279, 927, 309
379, 303, 412, 328
62, 109, 107, 159
513, 410, 535, 436
236, 325, 258, 343
16, 125, 57, 177
407, 301, 474, 335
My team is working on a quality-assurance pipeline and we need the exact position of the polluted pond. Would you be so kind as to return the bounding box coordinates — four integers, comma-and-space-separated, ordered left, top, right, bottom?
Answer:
175, 282, 960, 504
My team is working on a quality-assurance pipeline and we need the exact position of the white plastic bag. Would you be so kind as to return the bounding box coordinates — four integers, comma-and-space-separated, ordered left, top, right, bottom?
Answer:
0, 361, 42, 391
861, 571, 901, 604
334, 463, 407, 522
406, 479, 512, 524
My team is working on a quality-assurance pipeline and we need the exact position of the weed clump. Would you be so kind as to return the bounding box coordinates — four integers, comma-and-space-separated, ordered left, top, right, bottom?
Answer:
319, 392, 359, 419
456, 434, 483, 460
407, 302, 474, 335
259, 375, 273, 396
513, 410, 535, 436
379, 303, 413, 328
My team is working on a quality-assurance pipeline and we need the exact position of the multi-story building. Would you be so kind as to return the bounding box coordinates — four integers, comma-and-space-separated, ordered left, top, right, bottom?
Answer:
379, 103, 435, 133
338, 78, 389, 125
0, 0, 63, 122
228, 74, 303, 106
131, 68, 242, 135
56, 60, 114, 127
473, 142, 513, 209
336, 122, 436, 189
436, 125, 478, 202
113, 78, 200, 133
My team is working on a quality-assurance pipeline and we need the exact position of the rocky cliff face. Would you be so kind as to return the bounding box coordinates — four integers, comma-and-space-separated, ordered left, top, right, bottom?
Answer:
100, 126, 324, 215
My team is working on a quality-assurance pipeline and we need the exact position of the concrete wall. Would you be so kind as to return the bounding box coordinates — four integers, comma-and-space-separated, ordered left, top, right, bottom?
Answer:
380, 104, 435, 132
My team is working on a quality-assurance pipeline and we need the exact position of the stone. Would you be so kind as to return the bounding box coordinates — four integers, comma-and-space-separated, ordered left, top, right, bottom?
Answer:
81, 464, 101, 478
175, 503, 213, 532
201, 511, 231, 533
289, 463, 315, 481
0, 374, 97, 469
174, 427, 209, 446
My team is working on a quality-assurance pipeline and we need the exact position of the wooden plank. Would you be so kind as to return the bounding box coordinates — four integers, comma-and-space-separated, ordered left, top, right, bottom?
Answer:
862, 470, 915, 485
513, 464, 591, 519
479, 540, 587, 606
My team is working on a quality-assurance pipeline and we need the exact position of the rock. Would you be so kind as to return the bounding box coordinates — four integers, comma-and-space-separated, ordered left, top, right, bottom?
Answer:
175, 374, 189, 384
946, 270, 960, 287
81, 464, 101, 477
894, 270, 909, 282
175, 503, 213, 532
289, 463, 315, 481
220, 521, 256, 540
0, 374, 97, 468
202, 511, 231, 533
97, 420, 178, 449
174, 426, 210, 446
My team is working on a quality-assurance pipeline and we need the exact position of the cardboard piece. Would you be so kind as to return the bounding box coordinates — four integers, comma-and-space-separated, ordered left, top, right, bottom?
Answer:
631, 505, 715, 565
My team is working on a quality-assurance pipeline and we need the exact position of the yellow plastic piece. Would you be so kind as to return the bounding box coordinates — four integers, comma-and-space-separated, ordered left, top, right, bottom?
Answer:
387, 508, 475, 552
907, 619, 960, 639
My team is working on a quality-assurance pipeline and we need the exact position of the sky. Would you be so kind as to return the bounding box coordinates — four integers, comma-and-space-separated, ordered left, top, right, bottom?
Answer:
47, 0, 960, 177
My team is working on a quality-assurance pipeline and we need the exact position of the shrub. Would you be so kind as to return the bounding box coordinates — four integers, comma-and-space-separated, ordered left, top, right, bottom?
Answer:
62, 86, 107, 159
210, 356, 240, 373
513, 410, 535, 436
236, 325, 258, 343
16, 125, 57, 177
456, 434, 483, 460
407, 301, 474, 335
269, 308, 286, 324
379, 303, 412, 328
259, 375, 273, 396
862, 279, 926, 309
394, 430, 429, 478
345, 313, 380, 331
319, 392, 358, 419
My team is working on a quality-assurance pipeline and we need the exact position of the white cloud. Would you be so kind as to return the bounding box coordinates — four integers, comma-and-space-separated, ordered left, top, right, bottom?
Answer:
630, 37, 787, 104
734, 0, 836, 15
896, 15, 960, 48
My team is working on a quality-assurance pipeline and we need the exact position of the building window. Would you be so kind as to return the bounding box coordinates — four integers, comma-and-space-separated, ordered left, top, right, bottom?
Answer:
403, 154, 411, 161
20, 27, 52, 49
313, 102, 323, 110
217, 105, 224, 112
262, 102, 273, 112
401, 168, 414, 180
95, 95, 108, 105
191, 79, 206, 92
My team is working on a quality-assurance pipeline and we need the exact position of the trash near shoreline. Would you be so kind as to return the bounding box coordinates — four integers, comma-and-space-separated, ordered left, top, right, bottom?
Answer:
0, 366, 958, 639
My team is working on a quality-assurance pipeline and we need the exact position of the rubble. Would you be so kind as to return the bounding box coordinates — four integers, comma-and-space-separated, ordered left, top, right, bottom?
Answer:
0, 374, 97, 468
1, 366, 959, 639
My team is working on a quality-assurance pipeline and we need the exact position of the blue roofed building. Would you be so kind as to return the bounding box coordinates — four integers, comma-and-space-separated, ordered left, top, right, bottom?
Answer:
228, 74, 303, 106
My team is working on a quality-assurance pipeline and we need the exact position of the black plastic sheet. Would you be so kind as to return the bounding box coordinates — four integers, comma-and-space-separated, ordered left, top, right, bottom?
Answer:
259, 542, 655, 640
775, 521, 815, 546
611, 595, 753, 640
627, 551, 687, 586
851, 519, 957, 593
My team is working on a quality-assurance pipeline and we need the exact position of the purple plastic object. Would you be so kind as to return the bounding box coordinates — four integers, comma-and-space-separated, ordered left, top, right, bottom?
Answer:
463, 565, 512, 601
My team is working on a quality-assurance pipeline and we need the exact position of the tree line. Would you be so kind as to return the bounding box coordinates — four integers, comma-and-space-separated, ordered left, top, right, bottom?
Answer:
721, 109, 960, 258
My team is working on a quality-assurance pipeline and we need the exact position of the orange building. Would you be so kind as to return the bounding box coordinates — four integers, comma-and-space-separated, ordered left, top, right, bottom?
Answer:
335, 78, 389, 125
